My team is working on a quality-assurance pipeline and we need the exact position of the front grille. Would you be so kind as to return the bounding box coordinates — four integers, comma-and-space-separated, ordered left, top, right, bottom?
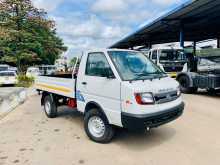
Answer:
154, 91, 178, 104
163, 66, 183, 72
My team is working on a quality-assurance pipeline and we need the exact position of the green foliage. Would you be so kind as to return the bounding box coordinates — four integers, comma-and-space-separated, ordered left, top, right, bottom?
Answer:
0, 0, 67, 71
16, 74, 34, 87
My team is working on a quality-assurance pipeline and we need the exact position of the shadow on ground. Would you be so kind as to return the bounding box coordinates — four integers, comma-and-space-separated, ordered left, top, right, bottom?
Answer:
113, 127, 176, 151
194, 90, 220, 98
56, 106, 177, 151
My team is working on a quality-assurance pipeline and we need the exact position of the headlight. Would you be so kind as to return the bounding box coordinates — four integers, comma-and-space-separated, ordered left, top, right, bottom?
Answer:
135, 93, 155, 105
177, 86, 181, 96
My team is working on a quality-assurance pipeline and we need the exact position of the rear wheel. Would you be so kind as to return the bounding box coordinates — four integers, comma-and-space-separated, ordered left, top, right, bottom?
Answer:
84, 109, 115, 143
43, 95, 57, 118
178, 75, 197, 94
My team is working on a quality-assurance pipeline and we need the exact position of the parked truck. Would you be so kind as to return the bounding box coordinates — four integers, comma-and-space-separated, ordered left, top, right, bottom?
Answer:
35, 49, 184, 143
147, 47, 187, 78
176, 49, 220, 94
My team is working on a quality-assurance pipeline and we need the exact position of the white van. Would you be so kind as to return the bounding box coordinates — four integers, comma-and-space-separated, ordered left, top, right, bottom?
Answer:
26, 67, 40, 78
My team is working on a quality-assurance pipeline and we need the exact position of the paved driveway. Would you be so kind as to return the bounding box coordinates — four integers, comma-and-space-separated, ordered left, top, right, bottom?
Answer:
0, 93, 220, 165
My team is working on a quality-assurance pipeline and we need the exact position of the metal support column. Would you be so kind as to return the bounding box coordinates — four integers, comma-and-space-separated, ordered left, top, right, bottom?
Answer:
193, 41, 196, 55
180, 23, 184, 48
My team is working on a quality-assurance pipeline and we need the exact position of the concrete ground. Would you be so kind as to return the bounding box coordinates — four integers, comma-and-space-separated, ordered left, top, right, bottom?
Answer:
0, 92, 220, 165
0, 87, 36, 118
0, 87, 24, 100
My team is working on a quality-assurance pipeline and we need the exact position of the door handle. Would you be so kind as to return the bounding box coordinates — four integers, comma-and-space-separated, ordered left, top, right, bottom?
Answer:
82, 82, 87, 85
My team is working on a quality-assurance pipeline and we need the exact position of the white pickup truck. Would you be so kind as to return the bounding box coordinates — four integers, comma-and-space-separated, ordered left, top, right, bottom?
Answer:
35, 49, 184, 143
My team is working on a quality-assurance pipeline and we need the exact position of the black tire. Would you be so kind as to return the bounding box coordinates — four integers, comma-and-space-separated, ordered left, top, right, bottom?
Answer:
207, 88, 217, 95
84, 109, 115, 143
43, 95, 57, 118
177, 75, 197, 94
190, 87, 198, 93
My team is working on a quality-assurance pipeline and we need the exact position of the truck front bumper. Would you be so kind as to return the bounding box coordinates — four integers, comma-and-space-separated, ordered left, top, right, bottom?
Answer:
121, 102, 184, 131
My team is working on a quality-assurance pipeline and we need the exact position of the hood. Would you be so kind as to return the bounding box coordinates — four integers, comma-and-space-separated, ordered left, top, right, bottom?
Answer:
123, 76, 179, 94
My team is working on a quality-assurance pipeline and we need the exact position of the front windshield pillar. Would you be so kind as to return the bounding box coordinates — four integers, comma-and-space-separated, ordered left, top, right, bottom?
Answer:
193, 41, 196, 55
217, 38, 220, 48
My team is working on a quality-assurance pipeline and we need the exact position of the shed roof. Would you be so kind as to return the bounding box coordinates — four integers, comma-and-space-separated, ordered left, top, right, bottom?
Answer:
110, 0, 220, 49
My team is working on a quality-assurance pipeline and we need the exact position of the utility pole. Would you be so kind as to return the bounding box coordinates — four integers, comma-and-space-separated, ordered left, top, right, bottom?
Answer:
180, 23, 185, 48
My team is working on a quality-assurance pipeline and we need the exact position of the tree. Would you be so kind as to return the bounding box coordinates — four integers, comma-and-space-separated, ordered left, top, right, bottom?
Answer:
0, 0, 67, 71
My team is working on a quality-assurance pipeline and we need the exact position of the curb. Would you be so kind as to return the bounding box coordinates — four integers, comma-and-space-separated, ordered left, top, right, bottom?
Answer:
0, 88, 27, 119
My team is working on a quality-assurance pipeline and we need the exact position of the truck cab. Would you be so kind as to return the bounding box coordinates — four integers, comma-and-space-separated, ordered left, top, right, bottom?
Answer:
177, 49, 220, 94
36, 49, 184, 143
147, 47, 187, 78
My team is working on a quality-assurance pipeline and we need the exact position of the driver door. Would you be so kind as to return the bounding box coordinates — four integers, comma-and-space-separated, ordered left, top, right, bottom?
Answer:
78, 52, 122, 126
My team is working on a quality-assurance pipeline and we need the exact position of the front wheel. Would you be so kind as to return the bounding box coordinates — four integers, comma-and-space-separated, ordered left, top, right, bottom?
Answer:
84, 109, 115, 143
177, 75, 197, 94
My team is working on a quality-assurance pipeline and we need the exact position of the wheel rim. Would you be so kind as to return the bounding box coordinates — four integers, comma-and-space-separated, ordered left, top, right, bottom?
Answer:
88, 116, 105, 138
45, 101, 51, 114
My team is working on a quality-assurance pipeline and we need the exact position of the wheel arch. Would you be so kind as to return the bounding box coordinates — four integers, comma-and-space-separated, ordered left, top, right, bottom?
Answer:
84, 101, 109, 123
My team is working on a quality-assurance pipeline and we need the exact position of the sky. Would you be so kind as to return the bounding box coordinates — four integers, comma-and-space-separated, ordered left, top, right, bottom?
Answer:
32, 0, 190, 58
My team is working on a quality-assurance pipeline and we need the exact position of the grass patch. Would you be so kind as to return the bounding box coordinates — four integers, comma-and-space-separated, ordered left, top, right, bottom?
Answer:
16, 74, 35, 88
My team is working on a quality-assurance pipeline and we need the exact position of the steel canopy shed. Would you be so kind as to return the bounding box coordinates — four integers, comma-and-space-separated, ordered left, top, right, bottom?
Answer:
110, 0, 220, 49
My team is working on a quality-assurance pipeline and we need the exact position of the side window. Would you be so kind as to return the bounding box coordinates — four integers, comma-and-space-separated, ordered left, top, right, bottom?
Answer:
86, 52, 113, 77
152, 50, 157, 60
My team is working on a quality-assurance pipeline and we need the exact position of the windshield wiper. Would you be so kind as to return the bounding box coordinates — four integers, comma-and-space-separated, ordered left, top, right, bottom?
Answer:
134, 71, 165, 80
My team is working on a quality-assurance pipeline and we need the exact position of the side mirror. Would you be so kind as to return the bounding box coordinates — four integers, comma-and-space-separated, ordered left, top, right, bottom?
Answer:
152, 59, 156, 64
106, 73, 115, 79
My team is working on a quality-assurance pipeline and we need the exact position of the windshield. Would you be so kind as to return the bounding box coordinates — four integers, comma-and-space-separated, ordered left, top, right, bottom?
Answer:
0, 72, 15, 76
0, 66, 9, 71
159, 49, 186, 62
108, 51, 166, 81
